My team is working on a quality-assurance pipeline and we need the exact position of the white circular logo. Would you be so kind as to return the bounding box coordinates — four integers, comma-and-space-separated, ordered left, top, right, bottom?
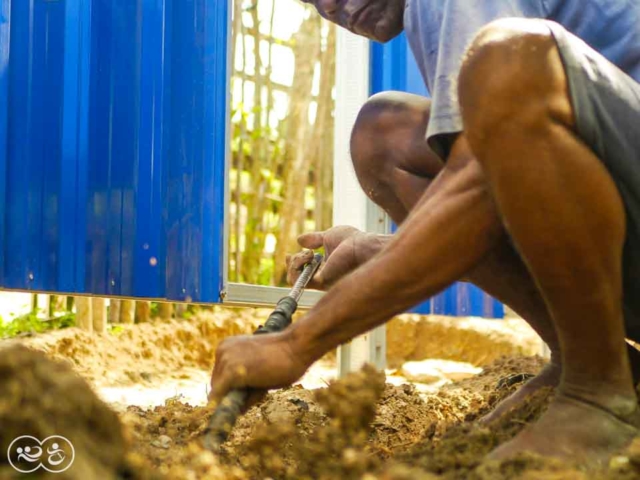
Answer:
7, 435, 75, 473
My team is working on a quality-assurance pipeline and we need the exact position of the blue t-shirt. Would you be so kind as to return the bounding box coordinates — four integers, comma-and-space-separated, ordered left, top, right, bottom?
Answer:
404, 0, 640, 156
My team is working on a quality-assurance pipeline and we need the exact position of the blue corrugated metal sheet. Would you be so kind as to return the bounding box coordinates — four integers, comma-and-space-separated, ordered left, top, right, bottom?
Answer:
0, 0, 228, 302
0, 1, 502, 316
370, 34, 504, 319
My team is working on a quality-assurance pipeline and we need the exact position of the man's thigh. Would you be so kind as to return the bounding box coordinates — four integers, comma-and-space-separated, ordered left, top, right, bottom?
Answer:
545, 21, 640, 338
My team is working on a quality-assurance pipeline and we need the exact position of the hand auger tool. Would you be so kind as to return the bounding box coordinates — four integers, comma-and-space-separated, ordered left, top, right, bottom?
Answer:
202, 253, 323, 451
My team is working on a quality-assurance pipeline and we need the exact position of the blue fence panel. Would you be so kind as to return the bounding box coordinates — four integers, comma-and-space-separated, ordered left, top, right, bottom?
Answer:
370, 34, 504, 318
5, 0, 66, 292
0, 0, 228, 302
0, 2, 501, 313
0, 0, 8, 291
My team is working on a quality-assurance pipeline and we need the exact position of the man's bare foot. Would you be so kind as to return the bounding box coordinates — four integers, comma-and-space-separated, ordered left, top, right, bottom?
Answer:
488, 394, 640, 467
479, 363, 560, 425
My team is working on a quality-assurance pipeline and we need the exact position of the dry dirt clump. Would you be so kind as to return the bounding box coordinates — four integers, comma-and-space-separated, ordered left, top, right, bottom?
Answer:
442, 355, 548, 420
229, 364, 387, 480
0, 344, 134, 480
370, 383, 483, 456
124, 399, 246, 479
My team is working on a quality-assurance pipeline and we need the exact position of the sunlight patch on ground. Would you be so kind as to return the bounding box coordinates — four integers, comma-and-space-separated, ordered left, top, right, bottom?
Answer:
97, 358, 485, 410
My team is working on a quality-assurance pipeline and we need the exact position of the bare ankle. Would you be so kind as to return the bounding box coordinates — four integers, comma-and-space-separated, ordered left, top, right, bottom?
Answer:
558, 382, 638, 418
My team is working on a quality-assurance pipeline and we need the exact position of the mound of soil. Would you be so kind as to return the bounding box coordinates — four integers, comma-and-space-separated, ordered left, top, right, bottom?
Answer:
20, 308, 264, 386
5, 310, 639, 480
0, 349, 536, 479
386, 315, 541, 368
0, 344, 133, 480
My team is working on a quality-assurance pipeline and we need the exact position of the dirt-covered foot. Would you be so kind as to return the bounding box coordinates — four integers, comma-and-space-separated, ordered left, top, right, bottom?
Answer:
480, 363, 560, 425
487, 393, 640, 467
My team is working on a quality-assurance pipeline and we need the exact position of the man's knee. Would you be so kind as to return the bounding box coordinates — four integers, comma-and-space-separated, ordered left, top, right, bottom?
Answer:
351, 91, 431, 186
458, 19, 574, 152
351, 92, 399, 167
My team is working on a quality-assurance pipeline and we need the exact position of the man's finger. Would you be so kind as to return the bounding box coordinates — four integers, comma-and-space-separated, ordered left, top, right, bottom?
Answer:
307, 270, 325, 290
209, 375, 231, 405
209, 365, 236, 405
286, 269, 298, 286
297, 232, 324, 249
313, 261, 337, 287
315, 252, 356, 288
285, 255, 293, 279
287, 250, 312, 285
292, 250, 314, 269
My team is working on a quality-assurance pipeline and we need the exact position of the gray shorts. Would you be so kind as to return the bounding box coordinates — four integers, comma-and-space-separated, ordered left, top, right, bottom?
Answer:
547, 22, 640, 340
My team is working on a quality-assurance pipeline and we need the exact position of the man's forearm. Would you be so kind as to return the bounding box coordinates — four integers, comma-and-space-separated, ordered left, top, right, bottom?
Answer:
290, 155, 503, 365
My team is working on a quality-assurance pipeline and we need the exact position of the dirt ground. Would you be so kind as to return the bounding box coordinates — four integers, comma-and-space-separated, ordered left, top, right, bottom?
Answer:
2, 310, 639, 479
16, 308, 541, 389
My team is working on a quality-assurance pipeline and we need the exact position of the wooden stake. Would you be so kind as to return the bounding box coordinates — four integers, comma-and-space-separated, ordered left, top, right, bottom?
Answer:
158, 302, 173, 322
75, 297, 93, 332
120, 300, 135, 324
135, 301, 151, 323
109, 299, 121, 324
92, 298, 107, 333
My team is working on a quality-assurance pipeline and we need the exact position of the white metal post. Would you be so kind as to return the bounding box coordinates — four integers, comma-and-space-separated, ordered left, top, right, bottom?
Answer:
334, 29, 387, 376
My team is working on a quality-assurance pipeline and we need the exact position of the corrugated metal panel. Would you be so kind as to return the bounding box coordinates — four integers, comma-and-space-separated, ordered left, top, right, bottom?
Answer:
0, 0, 9, 291
370, 34, 504, 318
0, 0, 228, 302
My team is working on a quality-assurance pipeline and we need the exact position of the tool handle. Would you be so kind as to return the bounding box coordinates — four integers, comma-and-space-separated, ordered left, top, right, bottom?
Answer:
203, 255, 322, 451
202, 389, 249, 451
254, 296, 299, 335
202, 298, 299, 450
288, 253, 323, 302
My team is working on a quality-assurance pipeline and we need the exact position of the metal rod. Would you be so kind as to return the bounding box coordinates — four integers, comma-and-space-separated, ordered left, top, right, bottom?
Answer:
202, 253, 323, 451
288, 253, 323, 302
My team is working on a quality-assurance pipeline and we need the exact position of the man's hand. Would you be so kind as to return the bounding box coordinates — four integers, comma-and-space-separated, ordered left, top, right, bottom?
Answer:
286, 226, 388, 290
208, 331, 310, 407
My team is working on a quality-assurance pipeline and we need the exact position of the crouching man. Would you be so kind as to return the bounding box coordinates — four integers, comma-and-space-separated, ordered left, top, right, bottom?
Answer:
211, 0, 640, 465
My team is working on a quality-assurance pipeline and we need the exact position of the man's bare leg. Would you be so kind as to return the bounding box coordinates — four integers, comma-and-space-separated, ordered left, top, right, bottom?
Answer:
459, 19, 639, 463
351, 92, 562, 421
350, 90, 640, 425
463, 239, 562, 423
